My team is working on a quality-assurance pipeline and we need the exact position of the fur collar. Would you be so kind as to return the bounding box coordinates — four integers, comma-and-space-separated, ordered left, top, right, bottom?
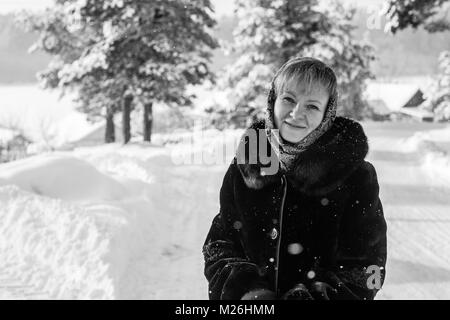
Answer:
235, 116, 369, 196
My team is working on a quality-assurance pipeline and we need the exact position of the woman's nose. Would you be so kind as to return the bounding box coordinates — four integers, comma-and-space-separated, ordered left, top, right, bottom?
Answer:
289, 103, 305, 119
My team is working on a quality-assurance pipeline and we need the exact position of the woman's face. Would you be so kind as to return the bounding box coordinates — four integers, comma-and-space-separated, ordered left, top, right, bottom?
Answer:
274, 80, 329, 143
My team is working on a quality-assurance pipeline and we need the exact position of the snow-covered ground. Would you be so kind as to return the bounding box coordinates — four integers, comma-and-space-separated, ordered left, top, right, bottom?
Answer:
0, 129, 243, 299
364, 122, 450, 299
0, 121, 450, 299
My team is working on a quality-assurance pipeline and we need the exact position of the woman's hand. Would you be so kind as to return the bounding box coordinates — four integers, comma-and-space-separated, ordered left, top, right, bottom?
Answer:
241, 288, 276, 300
309, 281, 337, 300
281, 283, 314, 300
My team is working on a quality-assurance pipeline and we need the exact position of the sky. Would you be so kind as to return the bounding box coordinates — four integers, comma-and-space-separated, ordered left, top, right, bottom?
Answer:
0, 0, 234, 16
0, 0, 384, 16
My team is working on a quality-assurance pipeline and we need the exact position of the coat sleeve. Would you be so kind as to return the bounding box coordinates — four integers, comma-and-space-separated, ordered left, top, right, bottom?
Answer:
313, 161, 387, 300
202, 162, 271, 300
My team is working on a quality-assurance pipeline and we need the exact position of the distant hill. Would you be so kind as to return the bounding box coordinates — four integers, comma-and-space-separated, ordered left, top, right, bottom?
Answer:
0, 8, 449, 84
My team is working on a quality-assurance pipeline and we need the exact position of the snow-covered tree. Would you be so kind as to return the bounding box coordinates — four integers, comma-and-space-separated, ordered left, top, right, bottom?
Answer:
221, 0, 375, 122
423, 51, 450, 121
384, 0, 450, 121
384, 0, 450, 33
21, 0, 218, 143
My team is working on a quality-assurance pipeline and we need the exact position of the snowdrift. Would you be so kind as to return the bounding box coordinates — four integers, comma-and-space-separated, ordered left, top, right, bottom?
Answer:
0, 130, 242, 299
402, 126, 450, 185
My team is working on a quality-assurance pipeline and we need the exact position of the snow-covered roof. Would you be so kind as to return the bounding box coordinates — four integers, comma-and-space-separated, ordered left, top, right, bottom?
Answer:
365, 82, 423, 112
0, 126, 25, 143
56, 112, 109, 145
399, 106, 434, 119
0, 127, 16, 143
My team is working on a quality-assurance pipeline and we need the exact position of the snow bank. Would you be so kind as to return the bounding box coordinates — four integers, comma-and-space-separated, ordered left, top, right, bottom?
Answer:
0, 149, 156, 299
0, 154, 129, 202
0, 185, 115, 299
0, 131, 233, 299
403, 126, 450, 185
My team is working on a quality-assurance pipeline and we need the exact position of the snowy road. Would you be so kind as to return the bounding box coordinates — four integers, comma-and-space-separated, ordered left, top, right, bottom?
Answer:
1, 123, 449, 299
364, 123, 450, 299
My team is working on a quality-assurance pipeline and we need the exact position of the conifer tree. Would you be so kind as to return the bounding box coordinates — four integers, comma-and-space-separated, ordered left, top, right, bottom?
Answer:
223, 0, 374, 121
22, 0, 218, 143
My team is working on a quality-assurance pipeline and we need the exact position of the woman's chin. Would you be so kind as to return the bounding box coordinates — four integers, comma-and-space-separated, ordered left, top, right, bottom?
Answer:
280, 125, 308, 143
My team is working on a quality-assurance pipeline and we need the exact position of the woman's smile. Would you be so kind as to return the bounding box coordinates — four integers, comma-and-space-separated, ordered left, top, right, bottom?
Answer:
284, 119, 306, 129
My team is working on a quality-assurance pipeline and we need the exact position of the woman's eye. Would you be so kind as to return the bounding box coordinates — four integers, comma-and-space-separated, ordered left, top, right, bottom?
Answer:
308, 105, 319, 110
283, 97, 295, 104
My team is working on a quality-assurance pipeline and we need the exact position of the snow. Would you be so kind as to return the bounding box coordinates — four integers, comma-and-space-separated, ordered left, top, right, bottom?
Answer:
0, 154, 129, 202
0, 185, 115, 299
0, 130, 241, 299
364, 122, 450, 299
1, 121, 450, 299
55, 112, 106, 146
401, 126, 450, 185
0, 127, 16, 143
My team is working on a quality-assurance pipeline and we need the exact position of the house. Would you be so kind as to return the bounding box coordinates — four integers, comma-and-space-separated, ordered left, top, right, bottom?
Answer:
365, 82, 434, 121
55, 112, 124, 149
0, 126, 32, 162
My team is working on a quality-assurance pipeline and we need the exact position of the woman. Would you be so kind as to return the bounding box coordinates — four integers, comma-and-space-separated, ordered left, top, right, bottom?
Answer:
202, 57, 387, 300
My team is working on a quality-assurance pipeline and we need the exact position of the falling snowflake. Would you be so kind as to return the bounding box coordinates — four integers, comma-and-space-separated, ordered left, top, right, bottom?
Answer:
269, 228, 278, 239
269, 257, 275, 263
233, 221, 243, 230
287, 243, 303, 255
307, 270, 316, 279
321, 198, 329, 206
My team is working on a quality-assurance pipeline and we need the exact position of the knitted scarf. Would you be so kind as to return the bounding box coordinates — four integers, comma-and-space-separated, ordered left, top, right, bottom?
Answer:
265, 93, 338, 173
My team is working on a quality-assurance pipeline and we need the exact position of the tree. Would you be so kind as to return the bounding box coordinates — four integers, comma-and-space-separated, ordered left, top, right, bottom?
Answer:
143, 101, 153, 142
433, 51, 450, 121
74, 76, 123, 143
20, 0, 218, 143
221, 0, 375, 122
384, 0, 450, 120
384, 0, 450, 33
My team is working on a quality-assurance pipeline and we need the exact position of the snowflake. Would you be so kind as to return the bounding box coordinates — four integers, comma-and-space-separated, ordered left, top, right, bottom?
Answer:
233, 221, 243, 230
321, 198, 329, 206
287, 243, 303, 255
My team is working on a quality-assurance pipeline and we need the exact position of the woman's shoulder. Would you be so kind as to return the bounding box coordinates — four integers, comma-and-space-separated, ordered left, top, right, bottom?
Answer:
346, 160, 380, 191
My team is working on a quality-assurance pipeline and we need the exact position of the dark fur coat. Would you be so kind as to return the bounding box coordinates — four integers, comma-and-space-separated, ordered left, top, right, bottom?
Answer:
202, 117, 387, 300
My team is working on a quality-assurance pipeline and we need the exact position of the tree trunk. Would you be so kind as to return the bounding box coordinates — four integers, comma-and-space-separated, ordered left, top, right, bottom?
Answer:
122, 95, 132, 144
105, 106, 115, 143
143, 101, 153, 142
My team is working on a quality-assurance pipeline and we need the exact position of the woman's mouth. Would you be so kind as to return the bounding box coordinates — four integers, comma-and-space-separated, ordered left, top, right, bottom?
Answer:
284, 121, 306, 129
